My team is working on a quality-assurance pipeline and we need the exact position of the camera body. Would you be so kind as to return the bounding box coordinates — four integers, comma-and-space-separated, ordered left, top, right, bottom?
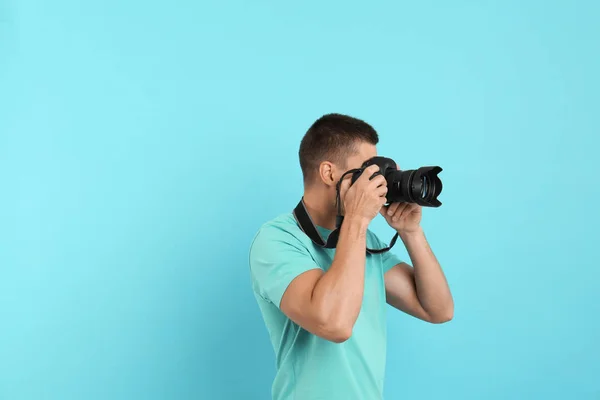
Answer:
294, 156, 443, 254
351, 156, 443, 207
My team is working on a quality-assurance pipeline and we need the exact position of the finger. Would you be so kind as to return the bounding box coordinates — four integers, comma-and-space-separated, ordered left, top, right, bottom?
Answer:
405, 203, 420, 217
376, 175, 387, 186
338, 177, 353, 214
392, 203, 409, 222
358, 164, 380, 184
396, 204, 417, 222
369, 174, 387, 189
339, 175, 352, 197
386, 202, 401, 217
375, 184, 388, 198
397, 203, 418, 221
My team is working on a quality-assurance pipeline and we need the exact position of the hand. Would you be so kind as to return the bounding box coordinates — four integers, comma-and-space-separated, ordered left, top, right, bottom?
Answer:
380, 202, 422, 234
339, 164, 388, 223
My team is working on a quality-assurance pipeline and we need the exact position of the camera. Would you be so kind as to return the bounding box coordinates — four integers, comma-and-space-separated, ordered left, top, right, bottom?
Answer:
350, 156, 443, 207
295, 155, 443, 253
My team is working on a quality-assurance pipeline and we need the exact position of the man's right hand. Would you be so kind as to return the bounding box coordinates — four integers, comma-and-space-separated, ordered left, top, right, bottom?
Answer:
340, 164, 388, 223
279, 164, 387, 343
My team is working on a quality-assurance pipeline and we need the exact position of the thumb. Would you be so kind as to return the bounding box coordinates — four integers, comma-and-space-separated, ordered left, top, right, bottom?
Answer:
339, 175, 352, 198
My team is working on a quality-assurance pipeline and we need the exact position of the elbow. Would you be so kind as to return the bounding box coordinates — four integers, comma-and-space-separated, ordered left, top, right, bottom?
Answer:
430, 313, 453, 324
316, 315, 353, 343
429, 306, 454, 324
327, 325, 352, 343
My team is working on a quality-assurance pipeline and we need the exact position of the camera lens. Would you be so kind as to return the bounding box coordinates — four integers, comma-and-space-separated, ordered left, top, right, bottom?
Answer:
352, 156, 443, 208
387, 166, 443, 207
421, 176, 428, 198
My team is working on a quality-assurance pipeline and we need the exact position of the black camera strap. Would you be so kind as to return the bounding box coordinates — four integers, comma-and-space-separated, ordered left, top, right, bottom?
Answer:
292, 198, 399, 255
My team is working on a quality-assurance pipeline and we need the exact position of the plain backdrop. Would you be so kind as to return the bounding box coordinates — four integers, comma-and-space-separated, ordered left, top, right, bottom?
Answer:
1, 0, 599, 399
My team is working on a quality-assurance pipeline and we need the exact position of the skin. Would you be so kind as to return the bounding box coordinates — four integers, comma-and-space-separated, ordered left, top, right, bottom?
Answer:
280, 141, 454, 343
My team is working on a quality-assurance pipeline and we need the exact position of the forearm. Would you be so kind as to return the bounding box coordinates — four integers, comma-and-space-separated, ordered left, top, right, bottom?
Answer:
311, 216, 369, 334
400, 227, 453, 321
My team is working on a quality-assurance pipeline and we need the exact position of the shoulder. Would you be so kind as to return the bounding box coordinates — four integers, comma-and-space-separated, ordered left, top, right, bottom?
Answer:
254, 213, 300, 235
248, 213, 323, 305
249, 213, 311, 256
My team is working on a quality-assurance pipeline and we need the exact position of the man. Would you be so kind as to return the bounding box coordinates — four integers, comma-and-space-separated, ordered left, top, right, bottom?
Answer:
249, 113, 454, 400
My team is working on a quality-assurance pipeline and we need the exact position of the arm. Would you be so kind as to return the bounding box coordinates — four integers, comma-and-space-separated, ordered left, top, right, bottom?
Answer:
280, 216, 369, 342
384, 227, 454, 323
280, 164, 387, 342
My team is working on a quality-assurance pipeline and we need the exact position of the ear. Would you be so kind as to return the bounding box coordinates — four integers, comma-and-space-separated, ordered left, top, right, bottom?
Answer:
318, 161, 337, 187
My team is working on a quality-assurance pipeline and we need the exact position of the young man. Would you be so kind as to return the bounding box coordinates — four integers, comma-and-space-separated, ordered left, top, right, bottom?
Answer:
249, 113, 454, 400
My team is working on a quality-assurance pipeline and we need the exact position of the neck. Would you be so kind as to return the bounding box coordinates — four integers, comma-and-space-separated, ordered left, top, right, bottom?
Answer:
302, 185, 337, 231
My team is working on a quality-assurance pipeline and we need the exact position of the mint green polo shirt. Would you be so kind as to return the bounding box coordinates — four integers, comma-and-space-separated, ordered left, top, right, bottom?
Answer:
249, 213, 402, 400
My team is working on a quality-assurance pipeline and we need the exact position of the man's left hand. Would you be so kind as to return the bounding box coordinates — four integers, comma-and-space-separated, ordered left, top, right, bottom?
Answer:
380, 202, 422, 234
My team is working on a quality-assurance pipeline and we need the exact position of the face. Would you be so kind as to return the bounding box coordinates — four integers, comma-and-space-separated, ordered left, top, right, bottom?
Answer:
317, 141, 378, 189
341, 141, 378, 176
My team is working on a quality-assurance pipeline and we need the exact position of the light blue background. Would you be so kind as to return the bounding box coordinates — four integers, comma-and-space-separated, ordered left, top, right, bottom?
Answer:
1, 0, 599, 399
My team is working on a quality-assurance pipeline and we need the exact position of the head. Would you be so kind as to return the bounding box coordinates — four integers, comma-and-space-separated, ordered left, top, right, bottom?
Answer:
299, 113, 379, 198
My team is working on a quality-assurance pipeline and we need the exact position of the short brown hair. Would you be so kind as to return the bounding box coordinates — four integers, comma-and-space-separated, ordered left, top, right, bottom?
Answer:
299, 113, 379, 183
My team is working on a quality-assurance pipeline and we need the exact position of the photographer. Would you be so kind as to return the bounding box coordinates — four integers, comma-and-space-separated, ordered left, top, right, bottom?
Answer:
249, 113, 454, 400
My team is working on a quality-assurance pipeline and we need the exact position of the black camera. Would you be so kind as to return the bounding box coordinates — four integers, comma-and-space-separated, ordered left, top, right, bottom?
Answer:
294, 155, 443, 253
350, 156, 443, 207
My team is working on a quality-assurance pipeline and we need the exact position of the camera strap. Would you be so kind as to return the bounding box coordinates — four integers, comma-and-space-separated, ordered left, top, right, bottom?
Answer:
292, 198, 399, 254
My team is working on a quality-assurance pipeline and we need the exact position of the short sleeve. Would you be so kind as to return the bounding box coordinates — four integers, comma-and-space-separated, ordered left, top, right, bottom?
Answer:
381, 246, 403, 273
368, 230, 403, 273
249, 224, 321, 308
